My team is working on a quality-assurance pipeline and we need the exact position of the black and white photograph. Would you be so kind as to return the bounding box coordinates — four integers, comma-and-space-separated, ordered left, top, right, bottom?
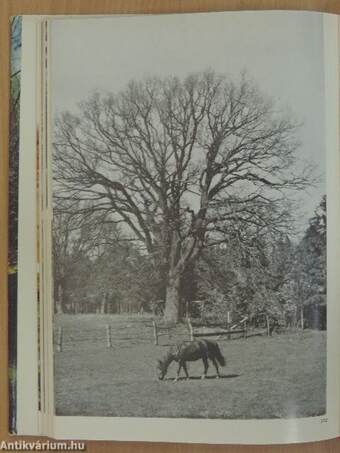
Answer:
51, 11, 327, 420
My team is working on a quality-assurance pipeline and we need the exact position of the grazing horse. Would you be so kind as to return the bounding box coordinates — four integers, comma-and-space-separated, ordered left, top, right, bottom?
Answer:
157, 339, 226, 381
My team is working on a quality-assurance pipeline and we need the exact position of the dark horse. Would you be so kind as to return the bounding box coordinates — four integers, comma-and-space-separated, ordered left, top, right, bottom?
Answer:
157, 339, 226, 381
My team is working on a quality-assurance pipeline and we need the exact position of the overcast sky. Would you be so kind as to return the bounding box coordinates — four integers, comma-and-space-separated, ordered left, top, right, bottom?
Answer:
50, 11, 326, 232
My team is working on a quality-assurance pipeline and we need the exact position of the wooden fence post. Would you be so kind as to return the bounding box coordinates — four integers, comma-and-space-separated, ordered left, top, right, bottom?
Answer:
266, 315, 270, 336
187, 317, 194, 341
153, 320, 158, 345
227, 311, 231, 340
56, 327, 63, 352
106, 324, 112, 348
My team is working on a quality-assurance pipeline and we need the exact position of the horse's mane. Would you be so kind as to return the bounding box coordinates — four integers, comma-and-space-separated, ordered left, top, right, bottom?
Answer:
162, 350, 175, 365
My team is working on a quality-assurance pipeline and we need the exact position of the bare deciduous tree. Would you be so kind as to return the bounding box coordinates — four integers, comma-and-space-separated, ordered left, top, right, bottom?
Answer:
53, 71, 313, 322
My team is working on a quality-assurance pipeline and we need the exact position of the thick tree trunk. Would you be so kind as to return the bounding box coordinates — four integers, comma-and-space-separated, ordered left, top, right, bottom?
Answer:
163, 273, 181, 323
163, 235, 201, 323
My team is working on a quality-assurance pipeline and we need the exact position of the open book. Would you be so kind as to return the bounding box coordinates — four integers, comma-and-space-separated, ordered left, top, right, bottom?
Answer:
9, 10, 340, 444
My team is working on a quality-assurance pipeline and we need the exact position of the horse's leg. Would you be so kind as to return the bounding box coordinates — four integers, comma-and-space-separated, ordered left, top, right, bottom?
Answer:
211, 358, 220, 378
201, 357, 209, 379
182, 362, 189, 379
174, 362, 182, 382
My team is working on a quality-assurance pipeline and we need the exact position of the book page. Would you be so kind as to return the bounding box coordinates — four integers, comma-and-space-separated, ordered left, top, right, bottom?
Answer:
35, 10, 340, 442
16, 16, 40, 435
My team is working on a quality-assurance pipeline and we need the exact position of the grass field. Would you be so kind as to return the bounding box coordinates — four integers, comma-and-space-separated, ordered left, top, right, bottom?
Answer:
54, 314, 326, 419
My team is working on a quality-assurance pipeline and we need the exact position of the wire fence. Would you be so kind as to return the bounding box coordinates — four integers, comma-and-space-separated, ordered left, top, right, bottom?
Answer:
53, 315, 251, 352
53, 319, 190, 352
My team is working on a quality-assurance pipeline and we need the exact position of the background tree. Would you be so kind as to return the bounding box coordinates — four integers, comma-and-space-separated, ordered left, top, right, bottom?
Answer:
54, 71, 313, 322
53, 208, 160, 314
52, 211, 101, 313
291, 196, 326, 328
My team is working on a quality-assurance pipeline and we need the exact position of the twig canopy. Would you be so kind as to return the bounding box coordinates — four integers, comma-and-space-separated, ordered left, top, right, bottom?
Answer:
53, 71, 313, 321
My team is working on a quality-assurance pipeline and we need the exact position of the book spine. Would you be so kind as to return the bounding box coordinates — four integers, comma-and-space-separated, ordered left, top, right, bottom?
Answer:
8, 15, 22, 435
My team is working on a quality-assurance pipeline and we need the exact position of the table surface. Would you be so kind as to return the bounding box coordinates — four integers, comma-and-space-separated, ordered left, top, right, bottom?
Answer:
0, 1, 339, 452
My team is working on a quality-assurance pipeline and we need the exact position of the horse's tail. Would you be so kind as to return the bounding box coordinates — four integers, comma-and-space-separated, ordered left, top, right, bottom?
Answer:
214, 343, 226, 367
205, 340, 226, 366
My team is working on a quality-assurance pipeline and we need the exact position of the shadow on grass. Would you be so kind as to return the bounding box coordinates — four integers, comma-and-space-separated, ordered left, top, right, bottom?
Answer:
161, 373, 240, 381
